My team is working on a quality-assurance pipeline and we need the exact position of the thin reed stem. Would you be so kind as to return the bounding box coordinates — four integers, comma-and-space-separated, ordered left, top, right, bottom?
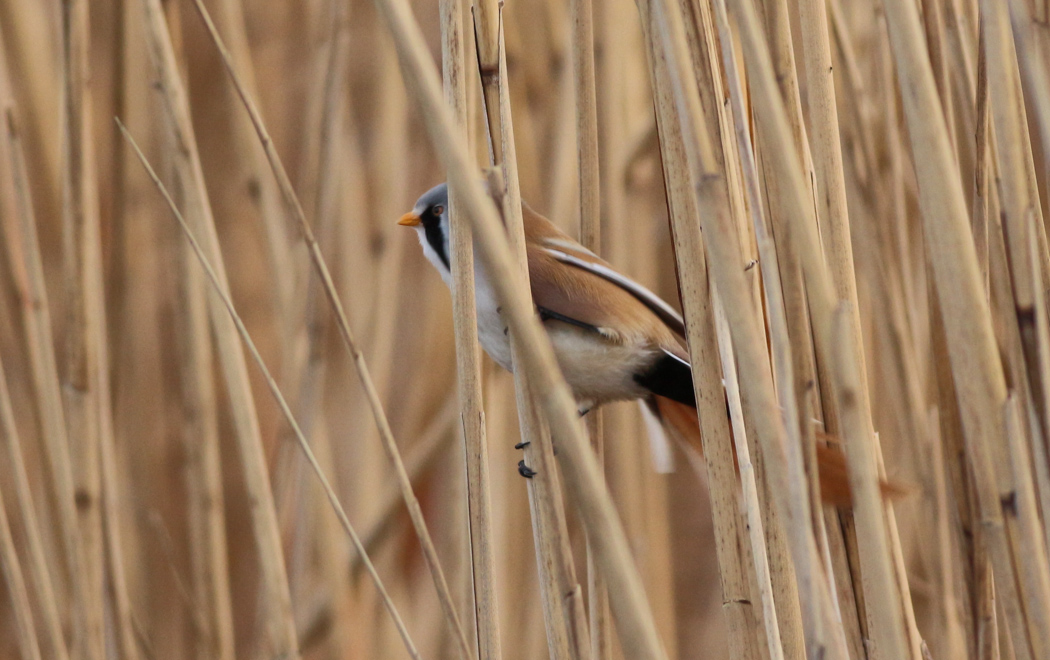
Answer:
120, 120, 427, 660
441, 0, 503, 655
139, 1, 301, 653
189, 3, 476, 656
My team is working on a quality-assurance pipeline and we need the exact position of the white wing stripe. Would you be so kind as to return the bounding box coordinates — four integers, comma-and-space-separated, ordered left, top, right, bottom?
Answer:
542, 247, 686, 336
542, 237, 599, 257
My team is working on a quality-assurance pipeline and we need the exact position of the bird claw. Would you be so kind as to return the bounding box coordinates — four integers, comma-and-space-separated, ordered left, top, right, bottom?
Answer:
514, 440, 530, 450
517, 460, 537, 478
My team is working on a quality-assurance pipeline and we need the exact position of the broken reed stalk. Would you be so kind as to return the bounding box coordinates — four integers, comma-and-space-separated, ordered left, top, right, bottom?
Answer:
881, 0, 1045, 657
188, 2, 475, 656
440, 0, 503, 654
119, 121, 426, 660
472, 3, 590, 658
0, 355, 44, 660
568, 0, 608, 652
139, 0, 300, 654
367, 0, 670, 654
60, 1, 106, 657
635, 3, 765, 659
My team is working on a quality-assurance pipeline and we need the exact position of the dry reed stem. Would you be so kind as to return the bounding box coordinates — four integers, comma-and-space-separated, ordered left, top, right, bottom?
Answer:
873, 432, 924, 659
974, 23, 992, 295
275, 4, 352, 641
472, 0, 502, 162
0, 0, 60, 228
1027, 211, 1050, 551
710, 1, 827, 653
365, 0, 669, 654
730, 3, 924, 655
987, 205, 1047, 660
80, 13, 138, 650
139, 1, 301, 654
979, 0, 1049, 429
159, 11, 237, 658
667, 0, 854, 657
568, 0, 607, 652
208, 0, 297, 325
97, 388, 140, 660
493, 172, 588, 660
0, 355, 44, 660
0, 94, 72, 660
797, 0, 868, 397
929, 407, 968, 660
723, 1, 834, 648
1007, 0, 1050, 175
880, 0, 1039, 656
441, 0, 503, 654
60, 1, 107, 657
189, 3, 475, 656
1004, 388, 1050, 659
713, 297, 785, 660
636, 2, 767, 658
120, 121, 427, 660
0, 501, 40, 660
474, 30, 576, 660
165, 63, 237, 660
476, 14, 589, 660
829, 307, 911, 660
175, 245, 236, 660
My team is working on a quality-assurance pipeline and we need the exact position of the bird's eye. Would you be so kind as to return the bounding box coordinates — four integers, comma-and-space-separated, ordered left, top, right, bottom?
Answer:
432, 205, 445, 216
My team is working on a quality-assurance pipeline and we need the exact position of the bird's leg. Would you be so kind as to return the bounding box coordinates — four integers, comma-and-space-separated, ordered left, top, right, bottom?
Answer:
517, 460, 537, 478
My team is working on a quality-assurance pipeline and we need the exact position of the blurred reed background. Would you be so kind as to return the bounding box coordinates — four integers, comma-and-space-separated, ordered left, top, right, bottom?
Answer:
0, 0, 1049, 659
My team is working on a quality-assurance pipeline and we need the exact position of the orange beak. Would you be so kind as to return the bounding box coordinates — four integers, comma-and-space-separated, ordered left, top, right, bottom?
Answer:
398, 212, 421, 227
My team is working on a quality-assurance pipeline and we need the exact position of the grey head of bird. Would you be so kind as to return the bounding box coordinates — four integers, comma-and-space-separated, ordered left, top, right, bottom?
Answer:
399, 182, 452, 277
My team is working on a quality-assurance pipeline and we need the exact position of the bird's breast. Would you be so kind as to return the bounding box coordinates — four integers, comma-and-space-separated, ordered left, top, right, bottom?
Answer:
474, 269, 514, 371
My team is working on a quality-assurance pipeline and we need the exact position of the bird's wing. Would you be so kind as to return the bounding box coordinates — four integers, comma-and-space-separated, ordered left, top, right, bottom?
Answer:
527, 241, 683, 351
541, 247, 686, 337
520, 203, 686, 338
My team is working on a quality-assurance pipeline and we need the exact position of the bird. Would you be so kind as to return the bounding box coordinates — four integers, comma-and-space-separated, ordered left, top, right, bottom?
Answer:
400, 182, 884, 504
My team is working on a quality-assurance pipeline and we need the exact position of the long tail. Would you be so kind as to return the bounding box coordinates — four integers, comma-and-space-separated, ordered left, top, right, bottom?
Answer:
646, 395, 903, 507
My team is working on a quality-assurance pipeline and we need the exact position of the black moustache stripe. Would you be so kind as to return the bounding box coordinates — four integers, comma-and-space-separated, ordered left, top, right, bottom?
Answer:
424, 219, 450, 270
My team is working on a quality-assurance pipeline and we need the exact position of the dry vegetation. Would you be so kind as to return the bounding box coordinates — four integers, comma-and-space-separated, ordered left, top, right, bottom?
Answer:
0, 0, 1049, 659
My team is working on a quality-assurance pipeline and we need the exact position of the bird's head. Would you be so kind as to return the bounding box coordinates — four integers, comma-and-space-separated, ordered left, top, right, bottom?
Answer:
399, 182, 451, 277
